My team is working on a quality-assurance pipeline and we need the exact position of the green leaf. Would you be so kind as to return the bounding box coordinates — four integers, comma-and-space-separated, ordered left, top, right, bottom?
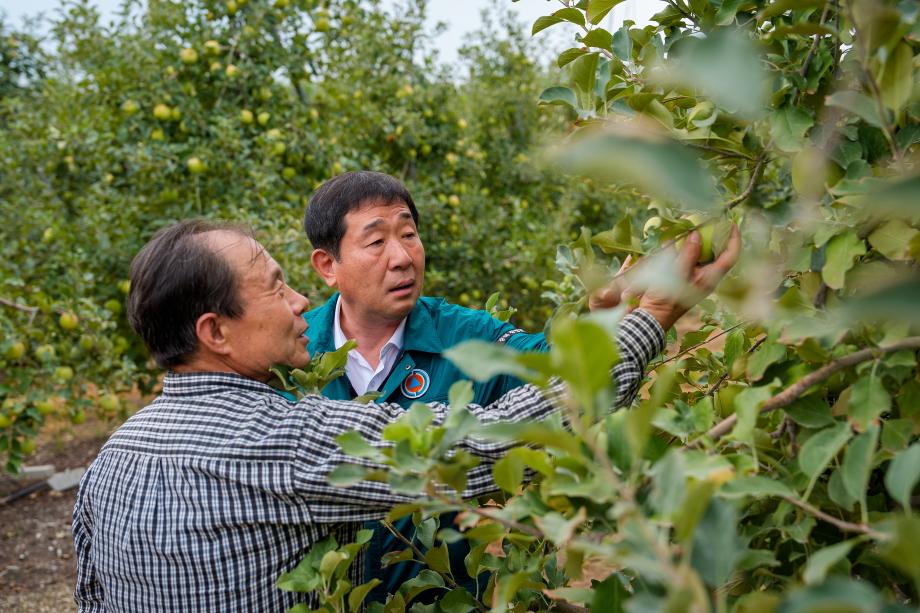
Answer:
336, 431, 382, 460
444, 340, 538, 382
868, 219, 919, 261
803, 540, 858, 585
327, 463, 371, 487
880, 516, 920, 582
691, 498, 742, 587
722, 329, 745, 369
650, 449, 686, 517
611, 25, 632, 61
587, 0, 625, 24
570, 52, 600, 102
557, 47, 587, 68
534, 508, 586, 545
777, 577, 882, 613
532, 9, 585, 36
770, 106, 814, 152
550, 316, 618, 412
581, 28, 613, 50
715, 0, 747, 24
747, 340, 786, 381
720, 475, 796, 499
785, 395, 834, 428
848, 374, 890, 431
493, 453, 524, 493
447, 380, 473, 411
798, 421, 852, 480
398, 569, 444, 604
885, 443, 920, 509
591, 574, 628, 613
825, 90, 885, 129
556, 128, 719, 212
841, 425, 878, 504
439, 588, 480, 613
538, 86, 578, 109
880, 42, 913, 112
348, 579, 382, 611
822, 231, 867, 289
732, 383, 777, 443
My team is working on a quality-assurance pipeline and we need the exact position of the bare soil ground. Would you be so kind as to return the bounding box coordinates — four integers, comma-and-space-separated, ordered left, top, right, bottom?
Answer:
0, 415, 115, 612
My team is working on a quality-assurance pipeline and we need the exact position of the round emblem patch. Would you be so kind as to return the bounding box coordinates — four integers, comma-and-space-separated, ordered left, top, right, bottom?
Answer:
401, 369, 430, 399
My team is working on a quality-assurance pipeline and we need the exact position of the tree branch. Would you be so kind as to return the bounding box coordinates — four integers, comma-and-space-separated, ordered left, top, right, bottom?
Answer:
725, 151, 768, 209
0, 297, 38, 315
705, 336, 766, 397
782, 495, 888, 540
698, 337, 920, 442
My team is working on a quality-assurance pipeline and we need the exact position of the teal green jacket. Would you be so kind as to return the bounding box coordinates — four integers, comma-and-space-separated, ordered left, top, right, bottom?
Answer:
302, 293, 547, 602
303, 293, 548, 407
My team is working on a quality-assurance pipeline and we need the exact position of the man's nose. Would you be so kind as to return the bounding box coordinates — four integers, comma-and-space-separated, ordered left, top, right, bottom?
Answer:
387, 240, 412, 269
287, 286, 309, 315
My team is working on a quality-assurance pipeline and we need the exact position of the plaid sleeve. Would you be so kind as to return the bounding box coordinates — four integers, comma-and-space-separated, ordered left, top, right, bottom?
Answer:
72, 472, 106, 612
613, 308, 666, 407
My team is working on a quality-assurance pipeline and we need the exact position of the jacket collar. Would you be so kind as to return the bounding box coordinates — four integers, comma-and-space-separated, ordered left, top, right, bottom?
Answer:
305, 293, 442, 356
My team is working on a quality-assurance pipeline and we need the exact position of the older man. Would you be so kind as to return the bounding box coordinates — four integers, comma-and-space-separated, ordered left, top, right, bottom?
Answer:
302, 171, 741, 600
72, 219, 697, 611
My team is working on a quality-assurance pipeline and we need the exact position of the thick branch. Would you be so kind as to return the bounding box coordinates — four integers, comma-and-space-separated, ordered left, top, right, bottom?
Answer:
0, 297, 38, 314
700, 337, 920, 442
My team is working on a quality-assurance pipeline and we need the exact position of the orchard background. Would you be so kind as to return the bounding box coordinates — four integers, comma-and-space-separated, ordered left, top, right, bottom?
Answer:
1, 1, 919, 612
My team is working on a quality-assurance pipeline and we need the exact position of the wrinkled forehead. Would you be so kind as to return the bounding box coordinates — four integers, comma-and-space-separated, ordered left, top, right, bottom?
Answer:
344, 199, 414, 232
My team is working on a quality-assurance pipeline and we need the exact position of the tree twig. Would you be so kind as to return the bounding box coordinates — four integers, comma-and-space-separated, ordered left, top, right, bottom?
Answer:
0, 297, 38, 315
705, 336, 766, 397
649, 322, 745, 371
725, 151, 769, 209
696, 337, 920, 443
782, 495, 888, 540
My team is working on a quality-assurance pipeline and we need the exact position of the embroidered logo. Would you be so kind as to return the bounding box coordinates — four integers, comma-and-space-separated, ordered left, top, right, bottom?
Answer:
401, 369, 430, 399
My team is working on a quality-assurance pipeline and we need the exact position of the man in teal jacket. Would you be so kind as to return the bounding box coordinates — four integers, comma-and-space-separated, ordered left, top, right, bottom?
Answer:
302, 171, 739, 602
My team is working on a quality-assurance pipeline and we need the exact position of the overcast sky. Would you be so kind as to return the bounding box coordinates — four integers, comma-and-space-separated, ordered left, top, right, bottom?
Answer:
0, 0, 659, 65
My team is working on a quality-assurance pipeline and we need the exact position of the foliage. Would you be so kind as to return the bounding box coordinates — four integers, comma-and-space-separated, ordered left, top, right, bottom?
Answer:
0, 0, 628, 470
288, 0, 920, 611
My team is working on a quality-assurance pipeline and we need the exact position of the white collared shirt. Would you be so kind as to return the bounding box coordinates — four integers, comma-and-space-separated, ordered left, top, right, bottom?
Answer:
333, 298, 407, 395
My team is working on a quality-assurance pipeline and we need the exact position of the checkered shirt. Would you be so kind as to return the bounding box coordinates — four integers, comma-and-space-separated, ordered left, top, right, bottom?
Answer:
72, 309, 664, 612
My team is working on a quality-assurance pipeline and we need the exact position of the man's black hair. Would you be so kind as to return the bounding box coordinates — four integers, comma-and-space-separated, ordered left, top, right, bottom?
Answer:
304, 171, 419, 259
127, 219, 252, 368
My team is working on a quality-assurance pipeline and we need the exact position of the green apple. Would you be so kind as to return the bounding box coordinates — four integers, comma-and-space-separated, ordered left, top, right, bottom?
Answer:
79, 335, 94, 351
186, 156, 207, 174
225, 64, 239, 78
226, 1, 238, 15
643, 216, 662, 237
118, 280, 131, 295
281, 166, 296, 180
20, 438, 36, 455
153, 103, 172, 121
448, 195, 460, 207
151, 128, 165, 141
54, 366, 74, 382
204, 40, 220, 56
179, 47, 198, 64
99, 394, 120, 413
71, 409, 87, 425
5, 341, 25, 360
272, 142, 286, 156
35, 398, 56, 415
121, 99, 139, 115
104, 298, 122, 313
35, 344, 56, 362
257, 111, 271, 126
240, 109, 254, 124
59, 311, 79, 331
0, 414, 11, 428
791, 146, 844, 199
315, 17, 330, 32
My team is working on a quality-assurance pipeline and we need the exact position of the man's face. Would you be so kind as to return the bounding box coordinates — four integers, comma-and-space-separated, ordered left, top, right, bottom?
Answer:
322, 200, 425, 325
211, 231, 311, 381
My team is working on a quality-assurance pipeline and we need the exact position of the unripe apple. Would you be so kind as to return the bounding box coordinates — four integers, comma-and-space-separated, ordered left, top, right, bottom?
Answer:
35, 398, 56, 415
42, 227, 56, 242
104, 299, 122, 313
79, 335, 94, 351
225, 64, 239, 78
240, 109, 254, 124
59, 311, 79, 331
151, 128, 165, 141
272, 142, 286, 156
791, 146, 844, 199
209, 61, 222, 73
5, 341, 25, 360
35, 344, 56, 362
448, 195, 460, 207
99, 394, 120, 413
457, 118, 468, 130
258, 86, 272, 101
179, 47, 199, 64
20, 439, 36, 455
226, 1, 238, 16
274, 0, 290, 7
118, 280, 131, 295
54, 366, 74, 382
153, 103, 172, 121
170, 108, 181, 121
0, 414, 12, 428
281, 166, 296, 180
315, 17, 330, 32
187, 156, 207, 174
204, 40, 220, 56
643, 216, 662, 237
121, 99, 139, 115
675, 214, 728, 264
257, 111, 271, 126
266, 128, 282, 139
71, 409, 87, 425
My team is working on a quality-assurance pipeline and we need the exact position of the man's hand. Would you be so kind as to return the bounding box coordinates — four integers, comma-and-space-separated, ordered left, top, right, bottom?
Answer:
638, 224, 741, 331
588, 255, 635, 311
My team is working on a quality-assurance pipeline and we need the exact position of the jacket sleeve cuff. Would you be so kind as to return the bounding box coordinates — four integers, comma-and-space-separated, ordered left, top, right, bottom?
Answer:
618, 308, 667, 364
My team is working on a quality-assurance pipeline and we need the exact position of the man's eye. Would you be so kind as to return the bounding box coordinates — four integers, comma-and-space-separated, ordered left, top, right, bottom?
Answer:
368, 239, 384, 247
403, 232, 416, 239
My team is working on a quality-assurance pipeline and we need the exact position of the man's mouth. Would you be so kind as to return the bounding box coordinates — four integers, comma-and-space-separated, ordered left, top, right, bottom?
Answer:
389, 279, 415, 294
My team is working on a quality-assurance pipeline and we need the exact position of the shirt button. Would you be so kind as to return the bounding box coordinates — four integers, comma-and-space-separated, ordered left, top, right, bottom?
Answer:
405, 364, 411, 370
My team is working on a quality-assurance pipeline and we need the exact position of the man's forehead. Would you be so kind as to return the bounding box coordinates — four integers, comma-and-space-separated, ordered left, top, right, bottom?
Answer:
345, 200, 413, 230
203, 230, 272, 272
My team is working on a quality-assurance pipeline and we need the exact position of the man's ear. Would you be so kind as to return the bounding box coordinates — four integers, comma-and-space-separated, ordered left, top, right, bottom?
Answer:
195, 312, 232, 356
311, 249, 338, 288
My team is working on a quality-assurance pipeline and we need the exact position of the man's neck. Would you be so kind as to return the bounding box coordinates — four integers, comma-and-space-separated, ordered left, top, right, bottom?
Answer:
338, 299, 405, 369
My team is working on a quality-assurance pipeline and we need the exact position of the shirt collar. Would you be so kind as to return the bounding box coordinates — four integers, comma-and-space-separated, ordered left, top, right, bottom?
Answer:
161, 371, 276, 397
333, 297, 407, 357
